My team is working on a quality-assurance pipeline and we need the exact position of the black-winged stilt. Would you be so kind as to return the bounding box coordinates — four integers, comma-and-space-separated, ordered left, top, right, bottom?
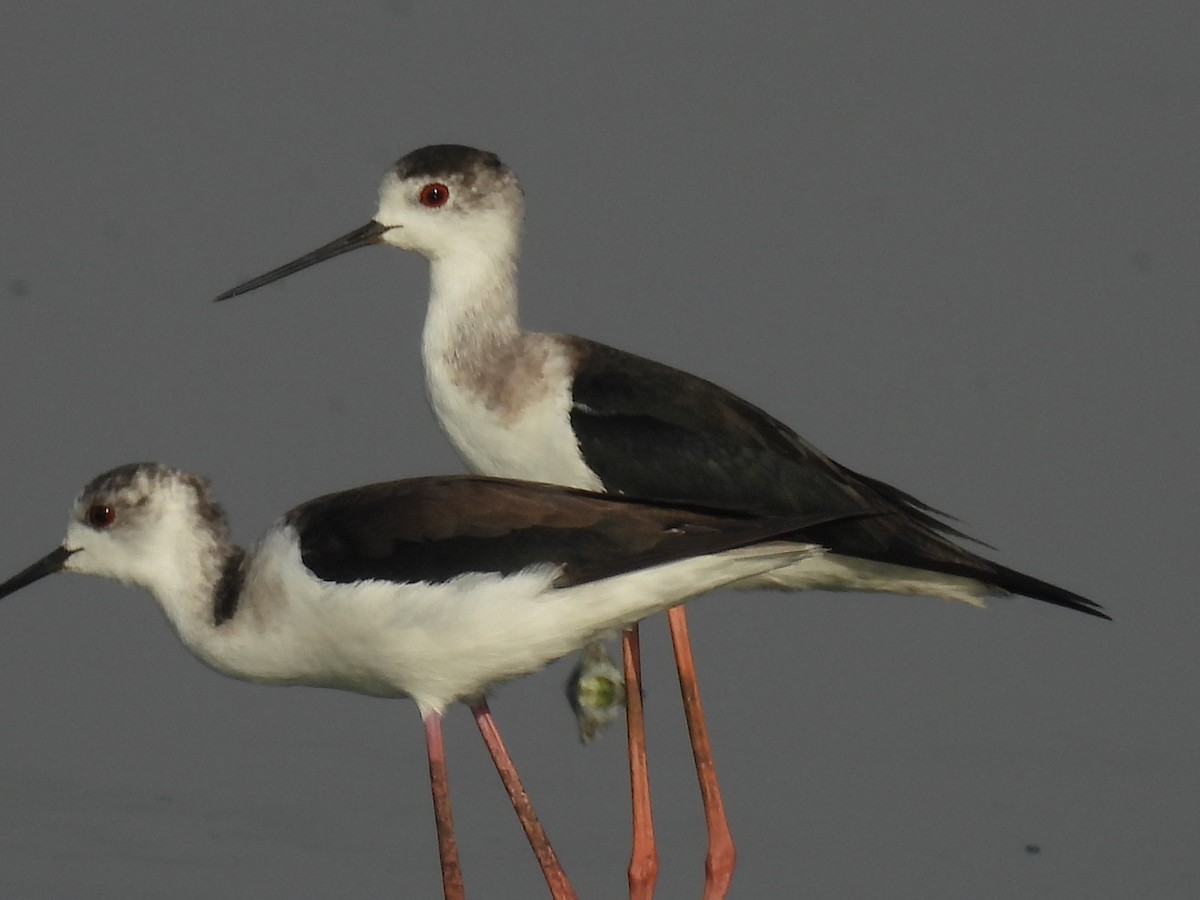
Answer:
215, 144, 1107, 898
0, 462, 863, 899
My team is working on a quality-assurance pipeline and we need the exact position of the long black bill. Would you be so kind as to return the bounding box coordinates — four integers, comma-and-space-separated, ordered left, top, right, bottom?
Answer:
214, 219, 389, 302
0, 546, 77, 600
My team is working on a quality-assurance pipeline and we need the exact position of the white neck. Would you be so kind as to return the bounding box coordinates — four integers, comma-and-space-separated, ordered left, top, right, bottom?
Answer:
132, 532, 245, 675
423, 237, 523, 372
415, 213, 594, 486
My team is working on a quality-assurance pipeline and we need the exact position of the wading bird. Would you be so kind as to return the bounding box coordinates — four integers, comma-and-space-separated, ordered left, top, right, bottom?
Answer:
0, 462, 863, 899
216, 144, 1107, 898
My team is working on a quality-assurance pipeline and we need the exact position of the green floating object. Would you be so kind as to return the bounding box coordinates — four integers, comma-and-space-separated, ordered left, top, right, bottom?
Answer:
565, 640, 627, 743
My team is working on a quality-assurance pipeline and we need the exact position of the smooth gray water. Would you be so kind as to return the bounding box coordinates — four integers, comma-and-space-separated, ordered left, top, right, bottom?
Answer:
0, 3, 1195, 897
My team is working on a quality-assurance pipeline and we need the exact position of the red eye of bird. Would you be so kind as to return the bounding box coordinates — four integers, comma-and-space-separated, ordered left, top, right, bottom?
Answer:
87, 504, 115, 528
419, 182, 450, 208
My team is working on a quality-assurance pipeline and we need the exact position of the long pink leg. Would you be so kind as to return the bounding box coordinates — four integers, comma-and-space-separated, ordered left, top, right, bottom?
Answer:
470, 699, 578, 899
423, 712, 466, 900
667, 605, 735, 899
623, 625, 658, 899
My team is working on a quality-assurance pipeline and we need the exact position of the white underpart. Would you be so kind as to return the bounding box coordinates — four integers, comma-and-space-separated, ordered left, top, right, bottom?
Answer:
93, 518, 819, 716
733, 555, 991, 605
262, 532, 822, 714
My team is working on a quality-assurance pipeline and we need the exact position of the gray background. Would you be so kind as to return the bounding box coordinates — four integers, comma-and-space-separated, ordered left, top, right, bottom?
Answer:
0, 2, 1195, 898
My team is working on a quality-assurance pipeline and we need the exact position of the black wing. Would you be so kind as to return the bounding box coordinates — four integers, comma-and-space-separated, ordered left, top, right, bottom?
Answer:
286, 475, 862, 590
565, 337, 1107, 619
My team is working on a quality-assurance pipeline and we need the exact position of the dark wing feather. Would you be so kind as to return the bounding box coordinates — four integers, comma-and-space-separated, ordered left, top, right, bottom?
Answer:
567, 337, 933, 518
286, 475, 863, 590
565, 337, 1107, 619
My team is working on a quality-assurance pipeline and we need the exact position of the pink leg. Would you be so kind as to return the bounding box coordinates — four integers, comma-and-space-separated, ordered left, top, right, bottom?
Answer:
667, 605, 735, 899
423, 712, 466, 900
623, 625, 658, 900
470, 699, 578, 900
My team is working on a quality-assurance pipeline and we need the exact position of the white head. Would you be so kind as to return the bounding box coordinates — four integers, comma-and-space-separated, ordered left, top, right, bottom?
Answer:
214, 144, 525, 301
375, 145, 524, 261
0, 463, 234, 604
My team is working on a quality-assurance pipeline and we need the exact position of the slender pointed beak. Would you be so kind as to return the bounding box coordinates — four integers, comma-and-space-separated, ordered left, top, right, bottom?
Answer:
214, 219, 389, 302
0, 546, 77, 600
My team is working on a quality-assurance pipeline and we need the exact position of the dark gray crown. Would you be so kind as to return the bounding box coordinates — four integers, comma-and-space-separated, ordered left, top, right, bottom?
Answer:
392, 145, 506, 181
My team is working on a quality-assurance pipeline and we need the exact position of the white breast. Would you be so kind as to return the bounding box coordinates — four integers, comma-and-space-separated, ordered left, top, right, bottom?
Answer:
424, 334, 603, 490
